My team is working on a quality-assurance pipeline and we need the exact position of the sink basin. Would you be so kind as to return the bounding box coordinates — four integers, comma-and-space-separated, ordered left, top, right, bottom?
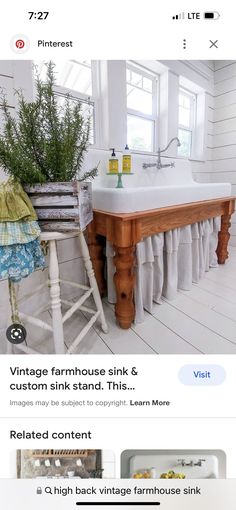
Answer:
129, 453, 221, 479
92, 182, 232, 214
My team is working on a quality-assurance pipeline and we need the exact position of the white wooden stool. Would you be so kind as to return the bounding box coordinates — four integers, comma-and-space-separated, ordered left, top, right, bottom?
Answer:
7, 231, 108, 354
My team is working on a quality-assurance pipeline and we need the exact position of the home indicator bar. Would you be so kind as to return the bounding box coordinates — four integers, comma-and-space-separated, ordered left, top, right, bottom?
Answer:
75, 504, 161, 507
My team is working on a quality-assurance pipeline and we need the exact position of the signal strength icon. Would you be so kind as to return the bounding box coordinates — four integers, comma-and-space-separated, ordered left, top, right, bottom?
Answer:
172, 12, 185, 20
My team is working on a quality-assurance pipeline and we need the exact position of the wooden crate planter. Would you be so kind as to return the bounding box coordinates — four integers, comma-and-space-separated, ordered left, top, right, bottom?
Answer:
24, 181, 93, 232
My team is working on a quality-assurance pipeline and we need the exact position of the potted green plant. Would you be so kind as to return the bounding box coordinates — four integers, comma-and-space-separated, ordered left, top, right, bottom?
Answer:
0, 61, 98, 230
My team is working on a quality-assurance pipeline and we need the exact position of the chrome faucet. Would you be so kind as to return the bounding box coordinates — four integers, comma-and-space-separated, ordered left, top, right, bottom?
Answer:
194, 459, 206, 467
143, 137, 181, 170
178, 459, 193, 467
178, 458, 206, 467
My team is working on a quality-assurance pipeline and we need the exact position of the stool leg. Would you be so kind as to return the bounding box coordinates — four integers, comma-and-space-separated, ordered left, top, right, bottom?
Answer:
6, 280, 19, 354
48, 240, 65, 354
6, 306, 14, 353
79, 232, 108, 333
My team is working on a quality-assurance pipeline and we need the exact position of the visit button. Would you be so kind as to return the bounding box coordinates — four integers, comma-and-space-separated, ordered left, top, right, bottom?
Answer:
179, 365, 226, 386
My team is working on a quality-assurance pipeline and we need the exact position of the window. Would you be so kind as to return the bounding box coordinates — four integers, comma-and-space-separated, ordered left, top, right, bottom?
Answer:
35, 60, 93, 95
178, 88, 196, 158
126, 63, 158, 152
34, 60, 96, 144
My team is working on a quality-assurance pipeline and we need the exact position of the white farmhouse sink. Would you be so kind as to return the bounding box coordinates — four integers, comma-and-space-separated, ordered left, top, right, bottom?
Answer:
130, 453, 222, 479
92, 182, 232, 214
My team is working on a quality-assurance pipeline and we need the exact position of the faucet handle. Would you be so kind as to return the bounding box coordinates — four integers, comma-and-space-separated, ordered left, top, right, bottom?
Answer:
170, 162, 175, 168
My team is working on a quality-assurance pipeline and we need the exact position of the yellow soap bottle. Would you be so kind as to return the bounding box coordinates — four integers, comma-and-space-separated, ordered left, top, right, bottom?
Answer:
109, 148, 119, 174
122, 144, 132, 173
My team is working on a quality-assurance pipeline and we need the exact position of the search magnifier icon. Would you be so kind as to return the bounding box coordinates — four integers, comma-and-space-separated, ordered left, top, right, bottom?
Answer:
45, 487, 53, 495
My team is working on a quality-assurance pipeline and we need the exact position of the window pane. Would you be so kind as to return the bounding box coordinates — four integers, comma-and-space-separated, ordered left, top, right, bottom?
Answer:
180, 95, 190, 109
127, 84, 152, 115
143, 77, 152, 92
178, 129, 191, 158
179, 92, 191, 108
35, 60, 92, 95
126, 69, 131, 82
127, 67, 153, 115
179, 105, 190, 128
130, 70, 143, 87
179, 94, 184, 107
57, 61, 92, 95
127, 114, 154, 151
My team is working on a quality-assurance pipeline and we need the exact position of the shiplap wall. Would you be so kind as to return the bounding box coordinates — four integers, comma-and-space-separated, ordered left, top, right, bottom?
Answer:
162, 60, 215, 183
210, 61, 236, 246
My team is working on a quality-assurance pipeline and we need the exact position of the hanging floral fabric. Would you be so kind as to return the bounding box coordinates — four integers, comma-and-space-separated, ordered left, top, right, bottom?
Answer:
0, 239, 45, 282
0, 179, 45, 283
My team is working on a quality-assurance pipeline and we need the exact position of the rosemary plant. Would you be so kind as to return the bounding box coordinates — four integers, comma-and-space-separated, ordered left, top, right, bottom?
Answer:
0, 62, 98, 184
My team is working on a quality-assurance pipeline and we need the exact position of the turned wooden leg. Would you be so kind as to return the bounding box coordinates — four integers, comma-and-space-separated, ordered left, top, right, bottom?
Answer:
48, 240, 65, 354
87, 228, 107, 297
216, 213, 232, 264
113, 246, 135, 329
78, 232, 108, 334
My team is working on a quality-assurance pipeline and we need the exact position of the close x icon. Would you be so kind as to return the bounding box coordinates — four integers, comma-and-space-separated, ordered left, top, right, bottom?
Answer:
209, 40, 218, 48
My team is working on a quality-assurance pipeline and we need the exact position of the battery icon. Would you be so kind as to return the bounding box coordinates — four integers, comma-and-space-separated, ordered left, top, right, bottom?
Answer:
204, 11, 220, 19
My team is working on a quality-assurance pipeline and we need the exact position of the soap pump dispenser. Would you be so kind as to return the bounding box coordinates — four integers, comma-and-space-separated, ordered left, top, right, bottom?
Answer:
109, 148, 119, 174
122, 144, 132, 173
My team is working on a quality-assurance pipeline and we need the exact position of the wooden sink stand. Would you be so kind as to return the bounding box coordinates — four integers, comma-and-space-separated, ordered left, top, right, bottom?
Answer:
87, 197, 236, 329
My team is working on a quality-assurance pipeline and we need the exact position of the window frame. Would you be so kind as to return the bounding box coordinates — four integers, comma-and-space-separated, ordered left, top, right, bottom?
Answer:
126, 62, 159, 153
178, 87, 196, 159
33, 60, 98, 147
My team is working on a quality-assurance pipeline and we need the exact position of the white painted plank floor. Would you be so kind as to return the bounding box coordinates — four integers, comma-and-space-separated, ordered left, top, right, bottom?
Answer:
1, 247, 236, 355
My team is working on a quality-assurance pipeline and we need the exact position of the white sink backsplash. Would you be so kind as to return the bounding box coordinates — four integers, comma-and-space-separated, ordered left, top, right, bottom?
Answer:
84, 149, 231, 214
81, 149, 196, 189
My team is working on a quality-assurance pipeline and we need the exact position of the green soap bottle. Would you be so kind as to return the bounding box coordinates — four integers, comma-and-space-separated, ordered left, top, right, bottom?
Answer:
122, 144, 132, 173
109, 148, 119, 174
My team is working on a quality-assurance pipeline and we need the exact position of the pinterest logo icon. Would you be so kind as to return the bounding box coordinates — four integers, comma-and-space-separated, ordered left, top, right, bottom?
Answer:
10, 34, 30, 53
15, 39, 25, 49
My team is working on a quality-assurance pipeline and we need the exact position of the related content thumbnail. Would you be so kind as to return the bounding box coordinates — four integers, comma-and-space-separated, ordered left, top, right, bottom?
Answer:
120, 449, 226, 479
10, 449, 115, 479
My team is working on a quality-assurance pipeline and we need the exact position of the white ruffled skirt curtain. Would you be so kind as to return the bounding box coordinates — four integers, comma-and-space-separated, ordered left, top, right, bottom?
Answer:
106, 217, 221, 323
